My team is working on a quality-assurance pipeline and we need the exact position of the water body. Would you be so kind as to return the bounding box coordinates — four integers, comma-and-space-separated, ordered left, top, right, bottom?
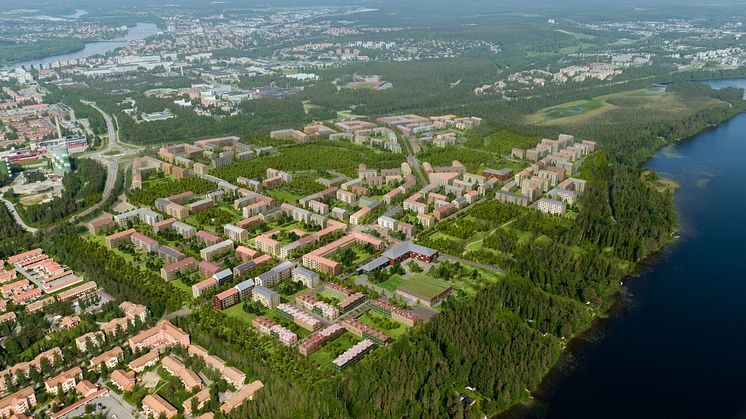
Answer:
2, 22, 160, 71
508, 79, 746, 419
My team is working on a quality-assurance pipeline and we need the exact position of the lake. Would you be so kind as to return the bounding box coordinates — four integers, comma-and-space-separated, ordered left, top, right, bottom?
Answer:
2, 22, 160, 71
506, 79, 746, 419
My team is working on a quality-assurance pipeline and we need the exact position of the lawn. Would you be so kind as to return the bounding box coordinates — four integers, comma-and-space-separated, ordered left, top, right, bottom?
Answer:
358, 310, 409, 339
171, 279, 193, 297
378, 274, 406, 292
398, 273, 453, 300
544, 99, 605, 121
223, 303, 257, 324
266, 309, 311, 338
308, 332, 361, 369
268, 189, 302, 204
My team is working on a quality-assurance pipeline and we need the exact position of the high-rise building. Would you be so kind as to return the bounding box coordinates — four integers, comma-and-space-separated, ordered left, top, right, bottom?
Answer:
49, 145, 72, 176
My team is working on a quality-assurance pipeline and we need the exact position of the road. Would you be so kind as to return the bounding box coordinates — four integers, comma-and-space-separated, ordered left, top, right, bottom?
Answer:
70, 101, 142, 222
439, 253, 505, 275
401, 134, 428, 186
0, 192, 38, 233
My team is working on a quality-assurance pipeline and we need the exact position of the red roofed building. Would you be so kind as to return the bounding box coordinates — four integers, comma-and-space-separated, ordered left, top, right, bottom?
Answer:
127, 320, 190, 352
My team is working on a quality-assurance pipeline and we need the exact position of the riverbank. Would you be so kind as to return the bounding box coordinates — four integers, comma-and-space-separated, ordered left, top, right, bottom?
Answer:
500, 79, 746, 419
0, 22, 160, 70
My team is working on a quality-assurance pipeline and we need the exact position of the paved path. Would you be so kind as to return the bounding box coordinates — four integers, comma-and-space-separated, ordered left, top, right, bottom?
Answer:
163, 307, 192, 321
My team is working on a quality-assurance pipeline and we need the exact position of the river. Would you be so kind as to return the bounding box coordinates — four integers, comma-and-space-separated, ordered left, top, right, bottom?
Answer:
1, 22, 160, 71
506, 79, 746, 419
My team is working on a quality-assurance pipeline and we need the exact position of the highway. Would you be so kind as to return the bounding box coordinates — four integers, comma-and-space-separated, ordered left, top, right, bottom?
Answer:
70, 101, 141, 222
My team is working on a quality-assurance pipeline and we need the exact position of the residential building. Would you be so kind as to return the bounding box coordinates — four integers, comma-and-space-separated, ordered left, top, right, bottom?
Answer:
291, 267, 320, 288
220, 380, 264, 414
129, 350, 160, 372
0, 386, 36, 417
142, 394, 178, 419
90, 347, 123, 372
44, 367, 82, 394
87, 216, 115, 235
200, 239, 234, 262
298, 324, 345, 356
370, 299, 420, 327
252, 286, 280, 309
224, 224, 248, 242
192, 278, 218, 298
254, 235, 281, 256
251, 316, 296, 346
255, 261, 293, 288
213, 287, 240, 310
341, 318, 391, 346
537, 197, 567, 215
332, 339, 375, 371
75, 331, 105, 352
127, 320, 190, 352
110, 370, 136, 392
162, 355, 203, 390
276, 303, 321, 331
160, 257, 198, 281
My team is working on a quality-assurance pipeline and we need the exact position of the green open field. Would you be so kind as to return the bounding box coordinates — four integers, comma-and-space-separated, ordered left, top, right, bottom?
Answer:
378, 274, 406, 292
308, 332, 362, 369
358, 310, 410, 339
398, 273, 453, 299
268, 189, 303, 204
545, 99, 604, 120
266, 309, 311, 338
223, 303, 256, 324
525, 87, 677, 126
171, 279, 193, 296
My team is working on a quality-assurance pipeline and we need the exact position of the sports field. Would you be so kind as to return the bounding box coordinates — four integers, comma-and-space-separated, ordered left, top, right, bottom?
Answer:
397, 273, 452, 299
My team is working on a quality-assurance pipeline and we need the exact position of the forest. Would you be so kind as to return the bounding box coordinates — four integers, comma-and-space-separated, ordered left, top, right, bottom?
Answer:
126, 176, 215, 207
211, 141, 405, 182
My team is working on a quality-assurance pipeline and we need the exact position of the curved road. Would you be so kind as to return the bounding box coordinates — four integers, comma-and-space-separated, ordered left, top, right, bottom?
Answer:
70, 101, 141, 222
0, 193, 38, 234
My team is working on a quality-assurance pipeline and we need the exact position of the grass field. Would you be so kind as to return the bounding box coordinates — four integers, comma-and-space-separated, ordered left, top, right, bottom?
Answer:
171, 279, 193, 296
308, 332, 361, 369
223, 303, 256, 324
398, 273, 453, 299
268, 189, 303, 204
378, 274, 406, 292
358, 311, 409, 338
545, 99, 604, 120
266, 309, 311, 338
525, 87, 693, 126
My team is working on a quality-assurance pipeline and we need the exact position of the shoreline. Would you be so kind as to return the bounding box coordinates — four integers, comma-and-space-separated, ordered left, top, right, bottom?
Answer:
494, 94, 746, 418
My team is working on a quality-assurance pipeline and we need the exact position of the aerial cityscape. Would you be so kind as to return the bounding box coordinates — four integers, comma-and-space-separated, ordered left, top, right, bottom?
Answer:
0, 0, 745, 418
